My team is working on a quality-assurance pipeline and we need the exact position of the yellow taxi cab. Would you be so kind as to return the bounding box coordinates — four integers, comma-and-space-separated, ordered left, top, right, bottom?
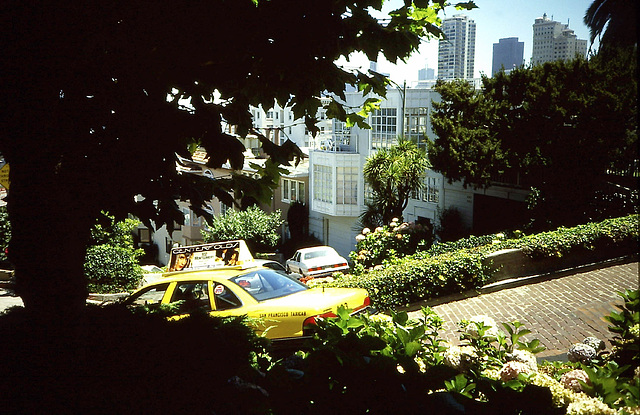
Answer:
124, 240, 369, 340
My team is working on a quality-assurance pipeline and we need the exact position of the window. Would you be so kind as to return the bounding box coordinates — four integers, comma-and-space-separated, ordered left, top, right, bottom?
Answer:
313, 165, 333, 203
282, 179, 305, 203
336, 166, 358, 205
138, 228, 151, 243
125, 283, 170, 306
405, 107, 430, 150
220, 202, 231, 216
371, 108, 397, 149
423, 176, 440, 203
212, 283, 242, 311
171, 282, 212, 313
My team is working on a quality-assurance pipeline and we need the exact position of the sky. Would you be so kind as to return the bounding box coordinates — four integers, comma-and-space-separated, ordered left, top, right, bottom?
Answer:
338, 0, 598, 85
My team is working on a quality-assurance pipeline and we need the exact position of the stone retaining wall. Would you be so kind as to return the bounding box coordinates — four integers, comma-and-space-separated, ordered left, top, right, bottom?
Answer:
483, 241, 637, 283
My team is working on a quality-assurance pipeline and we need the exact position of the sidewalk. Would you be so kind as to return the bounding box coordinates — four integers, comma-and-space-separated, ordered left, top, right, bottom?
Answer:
409, 258, 638, 360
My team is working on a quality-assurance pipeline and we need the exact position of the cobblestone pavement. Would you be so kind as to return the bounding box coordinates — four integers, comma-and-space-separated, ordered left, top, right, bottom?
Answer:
408, 259, 638, 360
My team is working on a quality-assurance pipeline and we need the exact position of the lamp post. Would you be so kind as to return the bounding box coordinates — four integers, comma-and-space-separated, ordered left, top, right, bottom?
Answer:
387, 79, 407, 137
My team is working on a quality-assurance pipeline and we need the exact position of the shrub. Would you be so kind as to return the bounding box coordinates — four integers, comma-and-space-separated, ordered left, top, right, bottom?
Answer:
338, 215, 638, 311
436, 206, 469, 242
335, 250, 491, 309
84, 213, 144, 293
350, 218, 434, 273
504, 214, 639, 259
202, 205, 284, 254
84, 245, 143, 293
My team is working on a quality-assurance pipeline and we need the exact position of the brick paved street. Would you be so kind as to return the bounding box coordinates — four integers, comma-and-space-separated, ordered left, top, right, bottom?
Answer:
408, 259, 638, 360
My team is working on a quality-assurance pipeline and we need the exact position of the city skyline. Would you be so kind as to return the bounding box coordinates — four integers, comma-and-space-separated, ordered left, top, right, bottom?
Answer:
337, 0, 596, 84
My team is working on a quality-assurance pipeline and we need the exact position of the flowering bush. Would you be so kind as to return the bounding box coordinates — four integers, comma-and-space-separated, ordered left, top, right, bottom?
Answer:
350, 218, 433, 273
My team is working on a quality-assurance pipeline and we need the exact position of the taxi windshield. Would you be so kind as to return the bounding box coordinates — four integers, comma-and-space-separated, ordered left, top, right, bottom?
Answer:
231, 269, 308, 301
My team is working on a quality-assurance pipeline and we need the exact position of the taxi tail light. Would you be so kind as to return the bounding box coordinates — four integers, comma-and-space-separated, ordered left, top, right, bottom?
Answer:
308, 266, 323, 272
302, 311, 337, 333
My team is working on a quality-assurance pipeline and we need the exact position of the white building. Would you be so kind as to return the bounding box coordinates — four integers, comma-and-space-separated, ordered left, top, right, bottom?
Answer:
307, 85, 530, 259
531, 13, 587, 66
438, 14, 477, 80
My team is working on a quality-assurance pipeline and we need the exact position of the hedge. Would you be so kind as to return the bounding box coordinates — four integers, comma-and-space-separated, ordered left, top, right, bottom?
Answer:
330, 215, 638, 310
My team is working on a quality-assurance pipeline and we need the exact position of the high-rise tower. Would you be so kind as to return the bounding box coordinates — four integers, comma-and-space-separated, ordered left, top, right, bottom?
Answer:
438, 14, 476, 80
531, 13, 587, 66
492, 37, 525, 76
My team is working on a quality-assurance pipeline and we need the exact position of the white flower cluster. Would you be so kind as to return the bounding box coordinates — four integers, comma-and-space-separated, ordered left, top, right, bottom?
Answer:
529, 372, 638, 415
443, 345, 480, 373
566, 398, 616, 415
567, 342, 598, 364
506, 349, 538, 373
464, 315, 502, 340
582, 337, 605, 352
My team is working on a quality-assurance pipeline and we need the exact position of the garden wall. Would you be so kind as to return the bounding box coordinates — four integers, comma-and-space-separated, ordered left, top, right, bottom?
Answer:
483, 240, 638, 284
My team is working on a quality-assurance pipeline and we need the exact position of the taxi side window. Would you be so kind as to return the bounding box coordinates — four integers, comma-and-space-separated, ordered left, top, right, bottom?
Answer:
127, 283, 169, 306
170, 282, 211, 313
213, 283, 242, 311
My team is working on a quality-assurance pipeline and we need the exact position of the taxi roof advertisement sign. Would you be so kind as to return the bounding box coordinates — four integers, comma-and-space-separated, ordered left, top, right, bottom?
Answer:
168, 240, 254, 273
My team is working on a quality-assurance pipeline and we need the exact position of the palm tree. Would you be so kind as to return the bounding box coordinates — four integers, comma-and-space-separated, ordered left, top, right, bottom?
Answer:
584, 0, 637, 53
361, 139, 429, 228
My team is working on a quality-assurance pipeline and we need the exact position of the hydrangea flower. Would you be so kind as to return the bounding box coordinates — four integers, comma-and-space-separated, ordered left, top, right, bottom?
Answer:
499, 361, 533, 381
582, 337, 605, 352
465, 315, 502, 340
362, 227, 371, 235
506, 349, 538, 372
532, 372, 576, 408
566, 398, 616, 415
567, 343, 597, 363
355, 234, 365, 242
443, 345, 479, 373
560, 369, 591, 393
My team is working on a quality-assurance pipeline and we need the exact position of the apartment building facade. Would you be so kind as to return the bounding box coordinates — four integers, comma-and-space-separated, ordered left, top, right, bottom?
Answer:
531, 13, 587, 66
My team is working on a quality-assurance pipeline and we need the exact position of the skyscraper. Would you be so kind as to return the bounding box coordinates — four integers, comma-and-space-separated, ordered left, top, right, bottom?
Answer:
492, 37, 525, 76
438, 14, 476, 80
531, 13, 587, 66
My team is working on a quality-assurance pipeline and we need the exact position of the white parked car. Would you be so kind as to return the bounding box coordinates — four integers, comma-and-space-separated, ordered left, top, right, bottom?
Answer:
286, 246, 349, 278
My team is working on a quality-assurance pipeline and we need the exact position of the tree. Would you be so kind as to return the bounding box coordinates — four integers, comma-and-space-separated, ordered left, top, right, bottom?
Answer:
584, 0, 638, 54
201, 206, 284, 254
0, 0, 476, 317
362, 139, 430, 228
429, 57, 637, 230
